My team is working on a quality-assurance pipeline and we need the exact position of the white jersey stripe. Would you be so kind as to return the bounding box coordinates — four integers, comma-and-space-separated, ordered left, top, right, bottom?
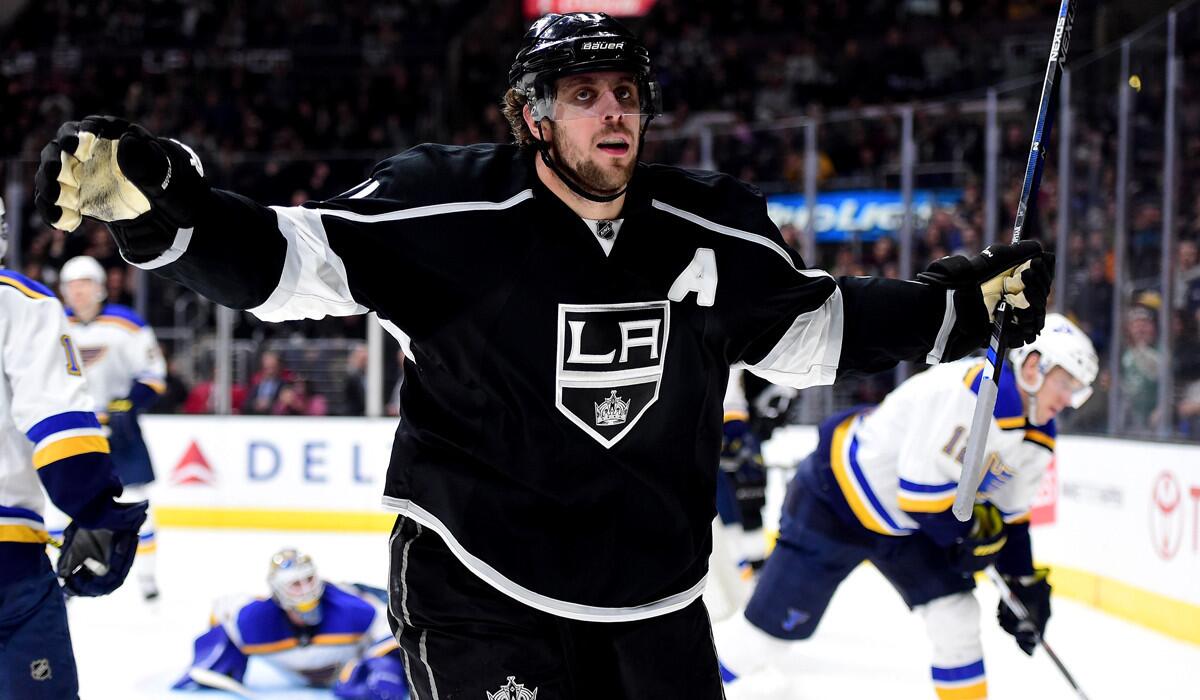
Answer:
313, 189, 534, 225
381, 497, 707, 623
650, 199, 844, 388
926, 290, 957, 364
125, 227, 194, 270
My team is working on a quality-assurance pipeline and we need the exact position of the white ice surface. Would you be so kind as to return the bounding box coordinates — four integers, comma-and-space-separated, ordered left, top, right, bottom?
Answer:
68, 527, 1199, 699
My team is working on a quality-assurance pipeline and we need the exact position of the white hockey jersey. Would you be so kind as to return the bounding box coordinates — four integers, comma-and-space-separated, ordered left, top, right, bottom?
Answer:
0, 270, 116, 584
827, 359, 1054, 536
65, 303, 165, 411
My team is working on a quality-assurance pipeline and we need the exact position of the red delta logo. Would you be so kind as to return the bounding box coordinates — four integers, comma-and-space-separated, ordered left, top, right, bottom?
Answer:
171, 441, 215, 486
1030, 457, 1058, 526
1147, 470, 1200, 561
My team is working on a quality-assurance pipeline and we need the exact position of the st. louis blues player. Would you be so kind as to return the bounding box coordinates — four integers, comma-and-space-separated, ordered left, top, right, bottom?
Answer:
715, 314, 1097, 699
58, 255, 166, 599
0, 197, 147, 699
174, 548, 407, 699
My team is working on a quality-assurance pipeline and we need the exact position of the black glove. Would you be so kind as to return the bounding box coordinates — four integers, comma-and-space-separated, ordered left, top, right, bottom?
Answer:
948, 503, 1007, 574
917, 241, 1055, 350
57, 500, 148, 597
720, 419, 761, 472
998, 567, 1052, 656
35, 115, 210, 263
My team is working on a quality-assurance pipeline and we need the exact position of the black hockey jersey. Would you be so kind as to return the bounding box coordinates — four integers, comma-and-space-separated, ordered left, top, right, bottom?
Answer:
138, 144, 982, 621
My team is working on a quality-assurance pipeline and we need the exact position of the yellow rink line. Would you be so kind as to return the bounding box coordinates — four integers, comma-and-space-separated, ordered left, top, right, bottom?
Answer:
155, 506, 395, 533
1041, 563, 1200, 646
769, 528, 1199, 645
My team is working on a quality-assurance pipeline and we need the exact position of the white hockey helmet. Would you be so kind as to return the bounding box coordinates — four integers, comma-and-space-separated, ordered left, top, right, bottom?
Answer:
268, 548, 325, 626
60, 255, 108, 303
1009, 313, 1098, 408
0, 197, 7, 263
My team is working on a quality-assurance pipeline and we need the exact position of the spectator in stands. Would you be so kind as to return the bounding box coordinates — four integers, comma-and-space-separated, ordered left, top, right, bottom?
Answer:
342, 343, 369, 416
105, 266, 134, 306
245, 350, 292, 415
272, 378, 327, 417
1177, 371, 1200, 440
1175, 239, 1200, 310
867, 236, 896, 276
1120, 306, 1161, 434
147, 350, 191, 415
1073, 257, 1113, 354
182, 366, 247, 415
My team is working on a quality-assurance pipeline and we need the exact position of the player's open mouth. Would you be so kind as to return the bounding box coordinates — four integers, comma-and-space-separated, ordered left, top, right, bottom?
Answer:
597, 138, 630, 155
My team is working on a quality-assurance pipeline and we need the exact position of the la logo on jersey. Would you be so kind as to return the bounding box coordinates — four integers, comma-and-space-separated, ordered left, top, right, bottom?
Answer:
556, 301, 669, 448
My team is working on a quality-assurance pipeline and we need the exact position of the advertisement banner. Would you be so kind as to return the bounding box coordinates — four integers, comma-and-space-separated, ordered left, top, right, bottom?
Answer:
141, 415, 399, 530
1034, 435, 1200, 642
523, 0, 657, 18
766, 189, 962, 243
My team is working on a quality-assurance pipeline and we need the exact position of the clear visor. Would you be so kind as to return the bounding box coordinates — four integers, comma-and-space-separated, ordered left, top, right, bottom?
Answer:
1069, 385, 1093, 409
1044, 369, 1093, 408
545, 77, 651, 121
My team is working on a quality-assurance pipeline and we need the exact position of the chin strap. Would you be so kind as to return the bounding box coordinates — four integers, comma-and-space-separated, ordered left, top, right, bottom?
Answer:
540, 118, 652, 202
1015, 365, 1044, 424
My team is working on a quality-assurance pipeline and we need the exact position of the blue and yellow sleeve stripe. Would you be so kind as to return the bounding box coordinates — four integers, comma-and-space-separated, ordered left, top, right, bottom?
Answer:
137, 377, 168, 395
829, 414, 914, 536
28, 411, 109, 468
27, 411, 121, 519
0, 505, 50, 545
127, 377, 166, 412
0, 270, 54, 300
95, 303, 149, 332
897, 478, 957, 513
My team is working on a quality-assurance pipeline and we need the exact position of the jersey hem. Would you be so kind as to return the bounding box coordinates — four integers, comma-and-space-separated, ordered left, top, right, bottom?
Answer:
380, 496, 707, 623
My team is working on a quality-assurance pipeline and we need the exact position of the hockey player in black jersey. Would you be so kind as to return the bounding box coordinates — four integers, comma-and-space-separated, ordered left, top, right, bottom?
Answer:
35, 13, 1053, 699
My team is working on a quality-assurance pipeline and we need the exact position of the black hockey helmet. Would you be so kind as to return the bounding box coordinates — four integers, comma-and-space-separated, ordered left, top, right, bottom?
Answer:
508, 12, 662, 122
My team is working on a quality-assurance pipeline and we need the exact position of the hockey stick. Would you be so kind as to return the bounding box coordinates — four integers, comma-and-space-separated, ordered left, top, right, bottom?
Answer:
986, 567, 1089, 699
953, 0, 1076, 522
187, 668, 262, 699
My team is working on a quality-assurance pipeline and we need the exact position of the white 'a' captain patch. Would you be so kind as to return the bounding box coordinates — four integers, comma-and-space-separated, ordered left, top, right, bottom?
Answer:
555, 301, 669, 448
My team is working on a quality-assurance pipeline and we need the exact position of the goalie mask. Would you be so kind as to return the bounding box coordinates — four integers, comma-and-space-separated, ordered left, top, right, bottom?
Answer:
509, 12, 662, 202
1010, 313, 1098, 410
268, 548, 325, 626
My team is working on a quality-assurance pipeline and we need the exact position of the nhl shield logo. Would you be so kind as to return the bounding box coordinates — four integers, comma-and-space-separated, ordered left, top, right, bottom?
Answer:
556, 301, 669, 448
487, 676, 538, 700
30, 658, 51, 681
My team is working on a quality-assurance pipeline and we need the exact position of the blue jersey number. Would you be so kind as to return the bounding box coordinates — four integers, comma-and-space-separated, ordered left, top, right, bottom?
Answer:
60, 335, 82, 376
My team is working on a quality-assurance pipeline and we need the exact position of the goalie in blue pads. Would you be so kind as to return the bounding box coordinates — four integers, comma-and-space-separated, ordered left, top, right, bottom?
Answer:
174, 548, 407, 699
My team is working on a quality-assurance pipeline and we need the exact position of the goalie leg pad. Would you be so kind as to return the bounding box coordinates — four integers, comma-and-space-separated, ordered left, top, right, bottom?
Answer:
333, 654, 408, 700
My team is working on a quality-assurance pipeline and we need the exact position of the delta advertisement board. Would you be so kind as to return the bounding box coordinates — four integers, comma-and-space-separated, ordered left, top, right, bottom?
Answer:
142, 415, 395, 513
766, 189, 963, 243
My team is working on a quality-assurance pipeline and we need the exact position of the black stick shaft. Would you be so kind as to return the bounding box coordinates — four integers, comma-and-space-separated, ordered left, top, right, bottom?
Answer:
952, 0, 1076, 521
